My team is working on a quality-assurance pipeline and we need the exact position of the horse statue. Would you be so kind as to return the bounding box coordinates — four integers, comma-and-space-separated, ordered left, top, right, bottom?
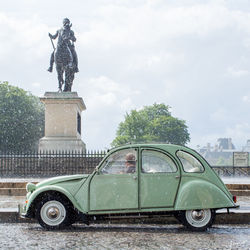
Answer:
54, 40, 75, 92
47, 18, 79, 92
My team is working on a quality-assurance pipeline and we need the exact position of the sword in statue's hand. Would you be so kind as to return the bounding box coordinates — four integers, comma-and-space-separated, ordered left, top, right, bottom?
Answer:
49, 33, 56, 51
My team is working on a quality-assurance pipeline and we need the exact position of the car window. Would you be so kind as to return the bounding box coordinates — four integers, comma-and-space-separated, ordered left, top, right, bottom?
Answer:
142, 150, 177, 173
176, 150, 204, 173
100, 149, 137, 175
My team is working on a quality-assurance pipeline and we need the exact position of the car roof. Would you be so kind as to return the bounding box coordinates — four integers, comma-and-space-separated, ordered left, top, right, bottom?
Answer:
109, 143, 194, 154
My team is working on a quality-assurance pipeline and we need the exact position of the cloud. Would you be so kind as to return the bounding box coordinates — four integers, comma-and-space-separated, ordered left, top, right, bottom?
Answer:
0, 13, 49, 60
210, 108, 231, 122
242, 95, 250, 103
88, 76, 121, 93
31, 82, 41, 88
83, 75, 137, 110
190, 122, 250, 150
225, 123, 250, 147
127, 52, 185, 73
78, 1, 250, 52
227, 66, 249, 77
79, 75, 140, 149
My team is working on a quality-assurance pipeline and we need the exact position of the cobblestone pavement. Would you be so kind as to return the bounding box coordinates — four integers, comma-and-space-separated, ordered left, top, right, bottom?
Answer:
0, 223, 249, 249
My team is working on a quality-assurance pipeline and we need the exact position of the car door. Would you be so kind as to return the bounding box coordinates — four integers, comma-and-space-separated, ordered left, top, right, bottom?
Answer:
139, 148, 180, 208
89, 148, 139, 211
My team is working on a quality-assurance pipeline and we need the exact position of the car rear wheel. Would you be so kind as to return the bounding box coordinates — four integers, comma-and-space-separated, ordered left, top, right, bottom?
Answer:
36, 195, 74, 230
180, 209, 215, 231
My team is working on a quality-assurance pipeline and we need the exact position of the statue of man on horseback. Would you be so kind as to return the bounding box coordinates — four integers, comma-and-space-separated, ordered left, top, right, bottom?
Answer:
47, 18, 79, 92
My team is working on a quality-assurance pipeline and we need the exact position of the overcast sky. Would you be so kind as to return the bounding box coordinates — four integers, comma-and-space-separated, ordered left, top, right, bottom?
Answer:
1, 0, 250, 150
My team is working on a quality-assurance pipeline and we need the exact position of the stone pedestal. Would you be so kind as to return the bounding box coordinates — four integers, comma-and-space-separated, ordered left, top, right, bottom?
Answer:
38, 92, 86, 152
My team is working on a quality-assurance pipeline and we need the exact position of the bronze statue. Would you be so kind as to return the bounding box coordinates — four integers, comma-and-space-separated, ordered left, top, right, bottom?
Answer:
48, 18, 79, 92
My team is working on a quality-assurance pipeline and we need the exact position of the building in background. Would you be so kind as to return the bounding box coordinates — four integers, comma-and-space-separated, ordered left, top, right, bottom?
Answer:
197, 138, 236, 166
242, 139, 250, 152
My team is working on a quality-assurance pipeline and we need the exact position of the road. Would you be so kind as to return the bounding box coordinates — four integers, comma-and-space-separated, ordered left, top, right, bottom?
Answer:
0, 223, 250, 249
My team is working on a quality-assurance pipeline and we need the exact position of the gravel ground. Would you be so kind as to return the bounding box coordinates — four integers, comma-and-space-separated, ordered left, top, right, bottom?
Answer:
0, 223, 250, 249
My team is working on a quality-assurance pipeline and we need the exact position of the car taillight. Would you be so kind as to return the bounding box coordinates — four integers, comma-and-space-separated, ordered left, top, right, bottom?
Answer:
233, 195, 237, 203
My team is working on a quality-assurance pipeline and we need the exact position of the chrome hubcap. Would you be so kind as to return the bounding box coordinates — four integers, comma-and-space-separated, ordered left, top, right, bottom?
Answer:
185, 209, 211, 228
40, 200, 66, 226
47, 207, 60, 219
191, 210, 205, 221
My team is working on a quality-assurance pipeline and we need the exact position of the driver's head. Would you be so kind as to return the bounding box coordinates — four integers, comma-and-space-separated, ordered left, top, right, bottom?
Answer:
125, 153, 136, 166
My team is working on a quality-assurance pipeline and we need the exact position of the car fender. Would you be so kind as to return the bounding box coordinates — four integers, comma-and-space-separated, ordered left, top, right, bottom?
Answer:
174, 179, 234, 210
26, 185, 83, 214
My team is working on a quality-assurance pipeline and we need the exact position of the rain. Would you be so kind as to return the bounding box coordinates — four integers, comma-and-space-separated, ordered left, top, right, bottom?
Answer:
1, 1, 250, 249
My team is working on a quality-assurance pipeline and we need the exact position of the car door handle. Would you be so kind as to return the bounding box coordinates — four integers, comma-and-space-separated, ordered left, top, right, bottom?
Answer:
133, 176, 137, 180
175, 176, 180, 179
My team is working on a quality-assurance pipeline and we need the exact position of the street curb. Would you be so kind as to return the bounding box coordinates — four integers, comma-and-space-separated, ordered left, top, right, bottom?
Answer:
0, 210, 249, 224
0, 209, 20, 223
215, 212, 250, 224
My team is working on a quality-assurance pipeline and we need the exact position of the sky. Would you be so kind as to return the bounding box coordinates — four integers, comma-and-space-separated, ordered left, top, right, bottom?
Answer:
1, 0, 250, 150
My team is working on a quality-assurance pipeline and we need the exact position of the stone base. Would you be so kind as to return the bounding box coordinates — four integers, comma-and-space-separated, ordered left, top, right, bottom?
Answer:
39, 137, 86, 153
38, 91, 86, 153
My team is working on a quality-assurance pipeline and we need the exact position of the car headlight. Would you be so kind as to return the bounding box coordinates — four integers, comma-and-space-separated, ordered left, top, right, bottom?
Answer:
26, 183, 36, 193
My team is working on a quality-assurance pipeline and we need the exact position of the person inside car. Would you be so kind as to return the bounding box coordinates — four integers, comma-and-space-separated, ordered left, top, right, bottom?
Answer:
125, 153, 136, 173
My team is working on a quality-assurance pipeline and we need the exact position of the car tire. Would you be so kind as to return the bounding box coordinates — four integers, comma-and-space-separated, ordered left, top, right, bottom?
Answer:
180, 209, 215, 231
36, 194, 74, 230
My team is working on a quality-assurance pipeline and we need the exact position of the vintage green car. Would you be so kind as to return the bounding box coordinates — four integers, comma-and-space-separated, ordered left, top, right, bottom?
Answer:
21, 144, 238, 231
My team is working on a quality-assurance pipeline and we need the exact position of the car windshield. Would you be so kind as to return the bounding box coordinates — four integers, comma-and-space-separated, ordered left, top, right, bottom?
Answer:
100, 148, 137, 174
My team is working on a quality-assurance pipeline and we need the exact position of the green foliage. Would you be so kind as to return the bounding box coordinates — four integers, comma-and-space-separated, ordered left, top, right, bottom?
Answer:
0, 82, 44, 152
111, 103, 190, 147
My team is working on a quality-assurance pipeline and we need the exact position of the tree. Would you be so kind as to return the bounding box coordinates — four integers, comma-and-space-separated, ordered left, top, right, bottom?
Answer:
0, 82, 44, 152
111, 103, 190, 147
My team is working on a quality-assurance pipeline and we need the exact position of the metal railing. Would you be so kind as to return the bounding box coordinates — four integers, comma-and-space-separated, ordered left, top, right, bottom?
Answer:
211, 166, 250, 177
0, 150, 106, 178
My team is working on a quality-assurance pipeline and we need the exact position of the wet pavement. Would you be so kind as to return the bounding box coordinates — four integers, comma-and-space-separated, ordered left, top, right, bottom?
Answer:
0, 223, 249, 249
222, 177, 250, 184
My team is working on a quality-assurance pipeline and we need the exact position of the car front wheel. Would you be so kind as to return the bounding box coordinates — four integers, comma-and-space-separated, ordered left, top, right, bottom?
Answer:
180, 209, 215, 231
36, 195, 73, 230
